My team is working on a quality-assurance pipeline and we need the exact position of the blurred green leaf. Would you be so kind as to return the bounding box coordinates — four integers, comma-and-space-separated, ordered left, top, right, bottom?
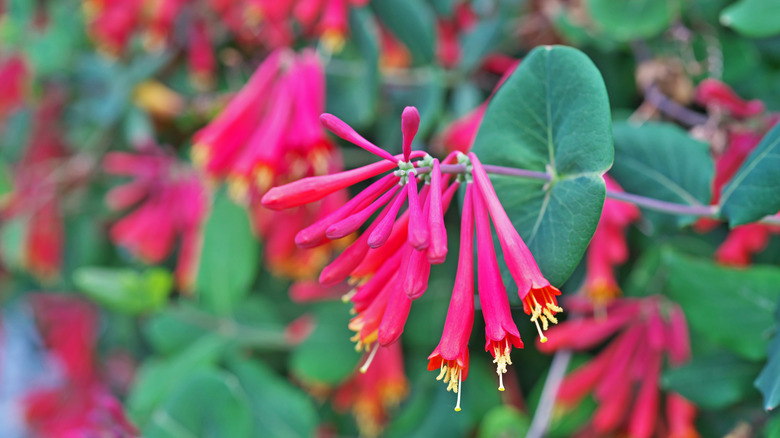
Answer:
721, 0, 780, 38
720, 122, 780, 226
662, 249, 780, 360
128, 334, 230, 425
290, 301, 360, 385
74, 267, 173, 315
326, 7, 380, 129
587, 0, 680, 42
0, 163, 13, 200
143, 305, 211, 355
663, 351, 762, 409
0, 218, 26, 271
228, 358, 318, 438
611, 122, 714, 230
472, 45, 613, 286
144, 369, 253, 438
477, 406, 530, 438
371, 0, 436, 65
196, 190, 258, 315
755, 326, 780, 410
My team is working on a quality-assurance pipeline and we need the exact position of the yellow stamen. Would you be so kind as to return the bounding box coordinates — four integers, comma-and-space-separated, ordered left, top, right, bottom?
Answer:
492, 341, 512, 392
437, 364, 448, 380
341, 289, 357, 303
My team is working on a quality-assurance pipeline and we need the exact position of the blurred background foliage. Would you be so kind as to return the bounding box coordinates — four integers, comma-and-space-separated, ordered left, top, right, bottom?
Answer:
1, 0, 780, 437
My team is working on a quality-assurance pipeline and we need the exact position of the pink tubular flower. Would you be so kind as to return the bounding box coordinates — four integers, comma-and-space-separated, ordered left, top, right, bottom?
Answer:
427, 182, 476, 411
582, 175, 640, 305
188, 16, 216, 90
469, 153, 562, 342
104, 144, 208, 291
540, 296, 698, 438
2, 90, 72, 281
0, 54, 28, 122
695, 78, 765, 119
473, 182, 523, 391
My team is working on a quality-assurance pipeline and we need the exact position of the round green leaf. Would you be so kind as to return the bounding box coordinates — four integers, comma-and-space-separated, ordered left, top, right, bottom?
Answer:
720, 121, 780, 226
755, 330, 780, 410
471, 45, 613, 287
587, 0, 680, 42
721, 0, 780, 38
228, 358, 319, 438
662, 351, 762, 409
290, 302, 360, 385
611, 122, 714, 230
661, 249, 780, 360
196, 190, 259, 315
144, 370, 253, 438
74, 267, 173, 315
477, 406, 530, 438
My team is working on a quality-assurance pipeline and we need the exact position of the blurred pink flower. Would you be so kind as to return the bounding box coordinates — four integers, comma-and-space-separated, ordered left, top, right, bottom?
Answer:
582, 175, 639, 305
24, 295, 137, 438
538, 296, 698, 438
104, 144, 208, 291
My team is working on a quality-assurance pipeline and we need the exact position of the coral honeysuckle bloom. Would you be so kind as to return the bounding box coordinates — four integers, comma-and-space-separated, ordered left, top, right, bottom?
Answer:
540, 296, 698, 438
427, 182, 476, 411
473, 181, 524, 391
469, 153, 562, 342
104, 145, 208, 291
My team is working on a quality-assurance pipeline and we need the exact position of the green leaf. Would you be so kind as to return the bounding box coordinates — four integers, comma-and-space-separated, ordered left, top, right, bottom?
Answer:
662, 249, 780, 360
144, 369, 253, 438
611, 122, 714, 230
0, 217, 25, 271
370, 0, 436, 65
74, 267, 173, 315
586, 0, 680, 42
0, 163, 13, 200
721, 0, 780, 38
471, 45, 613, 286
290, 302, 360, 385
228, 358, 318, 438
196, 190, 258, 315
755, 328, 780, 410
477, 406, 531, 438
128, 334, 230, 425
719, 122, 780, 226
662, 351, 762, 409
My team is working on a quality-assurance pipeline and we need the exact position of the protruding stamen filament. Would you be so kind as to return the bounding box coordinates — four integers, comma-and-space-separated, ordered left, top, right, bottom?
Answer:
454, 369, 463, 412
341, 289, 356, 303
533, 318, 548, 343
360, 343, 380, 373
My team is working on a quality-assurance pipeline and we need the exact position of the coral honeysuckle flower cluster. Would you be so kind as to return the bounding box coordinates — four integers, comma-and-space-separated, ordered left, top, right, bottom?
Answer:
262, 106, 563, 410
192, 48, 348, 279
539, 296, 697, 438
